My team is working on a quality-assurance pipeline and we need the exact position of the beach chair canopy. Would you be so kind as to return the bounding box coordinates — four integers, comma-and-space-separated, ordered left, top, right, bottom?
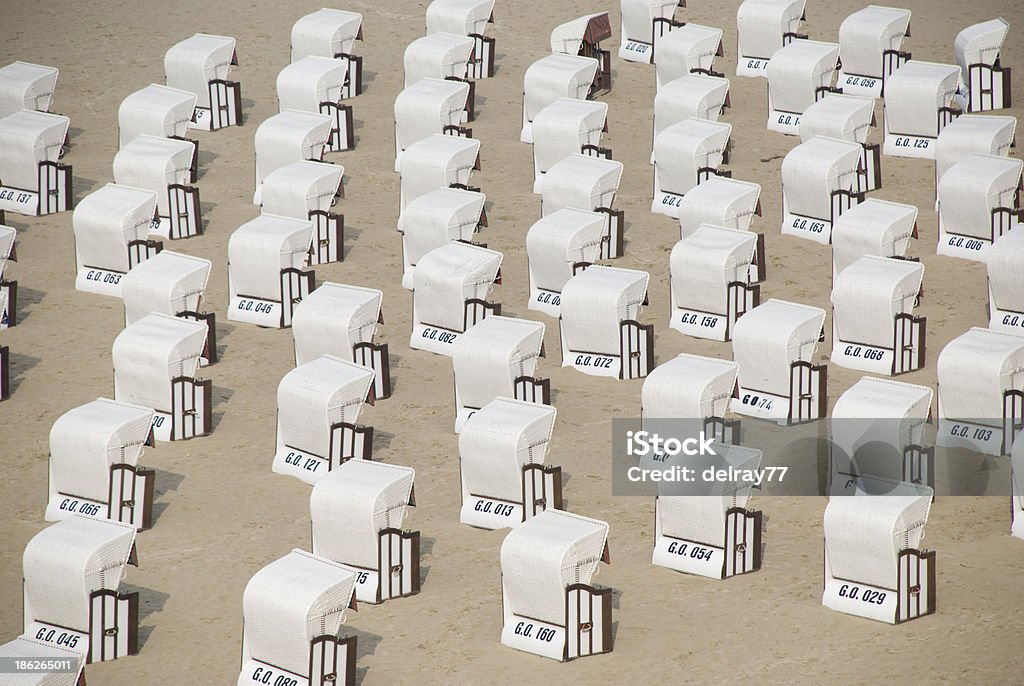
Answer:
621, 0, 683, 46
112, 135, 195, 216
540, 154, 623, 214
0, 110, 69, 190
935, 114, 1017, 181
654, 75, 730, 139
954, 18, 1009, 76
526, 208, 606, 293
310, 460, 415, 568
23, 517, 136, 632
732, 299, 824, 396
642, 353, 738, 419
832, 256, 923, 348
242, 550, 356, 678
767, 40, 840, 114
0, 637, 81, 686
824, 480, 933, 589
291, 9, 363, 62
550, 13, 613, 55
117, 84, 196, 148
260, 160, 343, 219
522, 54, 599, 132
399, 134, 480, 208
0, 224, 15, 275
164, 34, 236, 109
938, 154, 1023, 240
799, 94, 875, 144
885, 62, 961, 137
654, 118, 732, 196
277, 56, 348, 113
426, 0, 495, 36
113, 313, 207, 410
278, 355, 374, 459
403, 33, 475, 88
398, 187, 485, 266
655, 24, 724, 87
453, 316, 545, 409
782, 136, 862, 219
838, 6, 911, 78
0, 61, 58, 118
561, 266, 649, 355
73, 184, 157, 274
532, 98, 608, 174
49, 398, 154, 504
831, 198, 917, 275
394, 77, 471, 154
989, 230, 1024, 315
292, 283, 382, 366
678, 177, 760, 237
413, 242, 501, 332
937, 327, 1024, 421
121, 251, 212, 325
460, 397, 556, 503
228, 214, 313, 301
501, 510, 609, 626
670, 224, 757, 313
254, 110, 333, 191
737, 0, 806, 60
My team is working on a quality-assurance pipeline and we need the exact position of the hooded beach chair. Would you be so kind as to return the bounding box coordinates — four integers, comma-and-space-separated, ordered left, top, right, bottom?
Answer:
669, 224, 759, 341
936, 326, 1024, 456
46, 398, 156, 530
112, 312, 210, 441
822, 478, 936, 624
731, 298, 827, 424
394, 78, 472, 170
409, 242, 502, 356
652, 76, 731, 155
1013, 439, 1024, 539
525, 208, 606, 316
652, 117, 732, 217
252, 109, 332, 205
539, 154, 624, 259
403, 32, 476, 92
239, 550, 359, 686
164, 33, 240, 130
954, 18, 1010, 112
116, 84, 197, 153
452, 316, 548, 431
550, 13, 612, 93
459, 397, 560, 529
0, 110, 71, 216
882, 61, 961, 158
781, 136, 866, 244
654, 24, 725, 88
530, 98, 610, 189
73, 184, 160, 298
0, 224, 16, 328
934, 114, 1016, 188
397, 187, 486, 289
619, 0, 685, 63
988, 230, 1024, 335
677, 177, 764, 281
836, 5, 911, 97
829, 377, 933, 496
500, 510, 612, 661
291, 283, 390, 399
273, 355, 375, 484
831, 198, 917, 277
112, 135, 201, 240
0, 61, 58, 117
310, 460, 419, 602
398, 133, 481, 210
642, 353, 740, 443
765, 39, 841, 135
259, 161, 345, 265
520, 54, 600, 144
0, 637, 84, 685
276, 56, 355, 152
936, 154, 1023, 262
291, 8, 363, 97
559, 265, 653, 379
831, 256, 925, 375
735, 0, 806, 77
226, 213, 315, 328
426, 0, 496, 79
799, 94, 881, 192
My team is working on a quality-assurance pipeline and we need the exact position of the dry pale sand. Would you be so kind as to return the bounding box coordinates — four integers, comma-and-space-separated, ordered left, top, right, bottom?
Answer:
2, 0, 1024, 683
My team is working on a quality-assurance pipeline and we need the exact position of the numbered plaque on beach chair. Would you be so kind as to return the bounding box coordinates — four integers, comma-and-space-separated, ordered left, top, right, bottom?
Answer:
260, 161, 345, 265
655, 25, 725, 88
273, 355, 375, 485
253, 110, 332, 204
520, 54, 600, 144
0, 637, 84, 685
394, 78, 472, 170
113, 135, 202, 240
937, 154, 1022, 262
1012, 439, 1024, 539
526, 208, 605, 316
652, 118, 731, 217
830, 378, 933, 496
0, 61, 59, 118
935, 114, 1016, 189
800, 94, 881, 192
882, 61, 961, 158
731, 298, 826, 424
398, 187, 486, 289
426, 0, 496, 79
398, 133, 481, 210
988, 230, 1024, 335
0, 110, 71, 216
550, 13, 612, 93
735, 0, 806, 77
677, 177, 764, 281
117, 84, 197, 150
831, 256, 925, 375
781, 136, 866, 244
831, 198, 917, 278
823, 478, 936, 624
277, 56, 355, 152
227, 213, 315, 328
642, 353, 739, 444
500, 510, 612, 661
46, 398, 156, 530
653, 76, 731, 160
404, 32, 476, 90
22, 517, 140, 664
531, 98, 609, 190
0, 225, 16, 328
954, 18, 1010, 113
410, 242, 502, 356
540, 154, 624, 258
311, 460, 419, 603
619, 0, 685, 63
936, 327, 1024, 456
766, 40, 840, 135
837, 6, 911, 97
560, 265, 653, 379
164, 33, 240, 130
239, 550, 359, 686
73, 184, 160, 298
460, 398, 559, 529
669, 225, 759, 341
